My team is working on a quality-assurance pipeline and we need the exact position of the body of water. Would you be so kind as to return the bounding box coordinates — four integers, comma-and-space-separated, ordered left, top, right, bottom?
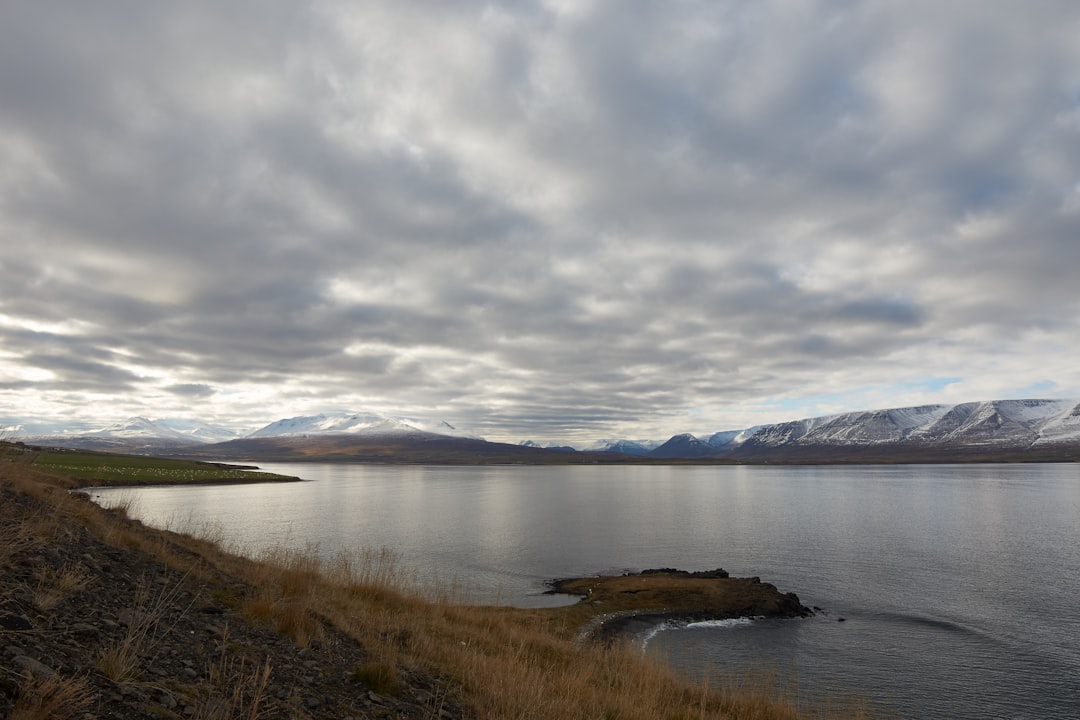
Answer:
91, 463, 1080, 719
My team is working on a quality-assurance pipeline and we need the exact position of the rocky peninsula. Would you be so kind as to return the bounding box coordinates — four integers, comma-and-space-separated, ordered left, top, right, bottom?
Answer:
552, 568, 813, 642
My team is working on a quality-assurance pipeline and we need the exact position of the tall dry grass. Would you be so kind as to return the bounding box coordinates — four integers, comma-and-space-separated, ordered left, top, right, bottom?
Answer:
220, 542, 869, 720
32, 563, 93, 611
0, 511, 46, 568
7, 675, 96, 720
96, 573, 194, 683
190, 628, 273, 720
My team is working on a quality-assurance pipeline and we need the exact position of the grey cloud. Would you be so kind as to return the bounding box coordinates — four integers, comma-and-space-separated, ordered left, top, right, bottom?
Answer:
21, 352, 142, 391
165, 384, 216, 398
3, 1, 1080, 441
821, 298, 923, 327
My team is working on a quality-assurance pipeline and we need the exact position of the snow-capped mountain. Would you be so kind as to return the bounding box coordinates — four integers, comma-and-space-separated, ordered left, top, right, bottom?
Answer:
155, 418, 242, 443
18, 411, 471, 451
13, 398, 1080, 461
21, 416, 240, 451
735, 399, 1080, 450
588, 431, 750, 456
247, 412, 467, 439
80, 417, 195, 442
519, 439, 582, 452
581, 439, 662, 455
636, 398, 1080, 459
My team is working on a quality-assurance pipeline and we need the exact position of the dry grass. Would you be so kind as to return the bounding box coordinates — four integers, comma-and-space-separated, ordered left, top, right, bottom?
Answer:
238, 546, 327, 648
0, 512, 45, 568
191, 629, 273, 720
96, 574, 192, 683
97, 488, 139, 517
8, 674, 97, 720
0, 462, 226, 586
32, 563, 93, 611
220, 543, 869, 720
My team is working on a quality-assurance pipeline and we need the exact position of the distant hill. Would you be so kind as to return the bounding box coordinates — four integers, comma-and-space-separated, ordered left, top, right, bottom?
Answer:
18, 398, 1080, 463
180, 433, 631, 465
648, 433, 715, 459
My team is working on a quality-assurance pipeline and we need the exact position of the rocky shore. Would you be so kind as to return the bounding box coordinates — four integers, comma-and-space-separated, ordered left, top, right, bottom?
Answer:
0, 467, 465, 719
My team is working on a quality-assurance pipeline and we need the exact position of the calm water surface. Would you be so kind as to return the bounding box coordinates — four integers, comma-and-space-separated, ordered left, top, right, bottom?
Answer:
92, 463, 1080, 719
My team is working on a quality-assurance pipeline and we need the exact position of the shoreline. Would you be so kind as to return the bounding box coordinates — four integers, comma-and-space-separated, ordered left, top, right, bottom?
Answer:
71, 474, 303, 490
2, 444, 861, 719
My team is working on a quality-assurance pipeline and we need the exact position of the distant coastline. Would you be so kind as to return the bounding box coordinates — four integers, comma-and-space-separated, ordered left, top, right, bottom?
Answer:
19, 397, 1080, 465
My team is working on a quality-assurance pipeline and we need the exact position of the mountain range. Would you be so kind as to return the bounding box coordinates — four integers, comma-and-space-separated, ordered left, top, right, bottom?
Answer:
18, 413, 462, 449
16, 398, 1080, 463
649, 398, 1080, 462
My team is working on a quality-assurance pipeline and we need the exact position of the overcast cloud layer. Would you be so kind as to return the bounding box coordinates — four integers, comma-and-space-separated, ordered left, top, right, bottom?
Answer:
3, 1, 1080, 443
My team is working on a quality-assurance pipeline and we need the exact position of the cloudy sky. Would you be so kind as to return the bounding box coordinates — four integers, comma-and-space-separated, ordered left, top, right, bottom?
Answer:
3, 1, 1080, 443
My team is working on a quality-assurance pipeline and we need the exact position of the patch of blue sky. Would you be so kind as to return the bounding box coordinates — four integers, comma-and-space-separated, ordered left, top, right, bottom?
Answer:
756, 377, 964, 419
1014, 380, 1060, 397
909, 377, 963, 394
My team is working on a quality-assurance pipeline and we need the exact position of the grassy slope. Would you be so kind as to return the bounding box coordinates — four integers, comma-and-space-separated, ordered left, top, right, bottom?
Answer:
1, 442, 871, 719
14, 444, 300, 486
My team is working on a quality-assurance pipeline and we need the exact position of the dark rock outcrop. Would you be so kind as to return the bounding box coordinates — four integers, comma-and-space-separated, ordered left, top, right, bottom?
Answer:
552, 567, 813, 642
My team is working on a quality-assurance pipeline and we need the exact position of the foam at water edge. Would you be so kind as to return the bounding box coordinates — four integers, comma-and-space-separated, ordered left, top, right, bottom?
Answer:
686, 617, 756, 630
641, 616, 756, 650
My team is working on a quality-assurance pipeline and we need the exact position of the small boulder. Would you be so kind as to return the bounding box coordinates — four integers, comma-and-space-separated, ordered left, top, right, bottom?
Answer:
0, 613, 32, 631
12, 655, 54, 680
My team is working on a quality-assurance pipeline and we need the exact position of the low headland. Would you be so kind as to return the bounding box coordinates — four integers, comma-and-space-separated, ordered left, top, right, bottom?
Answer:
0, 442, 867, 719
553, 568, 813, 643
15, 445, 301, 486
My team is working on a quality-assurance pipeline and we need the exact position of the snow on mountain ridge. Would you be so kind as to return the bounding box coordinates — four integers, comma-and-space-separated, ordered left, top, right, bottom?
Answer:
582, 438, 662, 454
17, 411, 474, 445
1032, 400, 1080, 445
248, 412, 387, 438
571, 399, 1080, 457
157, 418, 242, 443
85, 417, 192, 441
12, 398, 1080, 454
740, 399, 1080, 449
247, 412, 471, 439
39, 417, 240, 444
